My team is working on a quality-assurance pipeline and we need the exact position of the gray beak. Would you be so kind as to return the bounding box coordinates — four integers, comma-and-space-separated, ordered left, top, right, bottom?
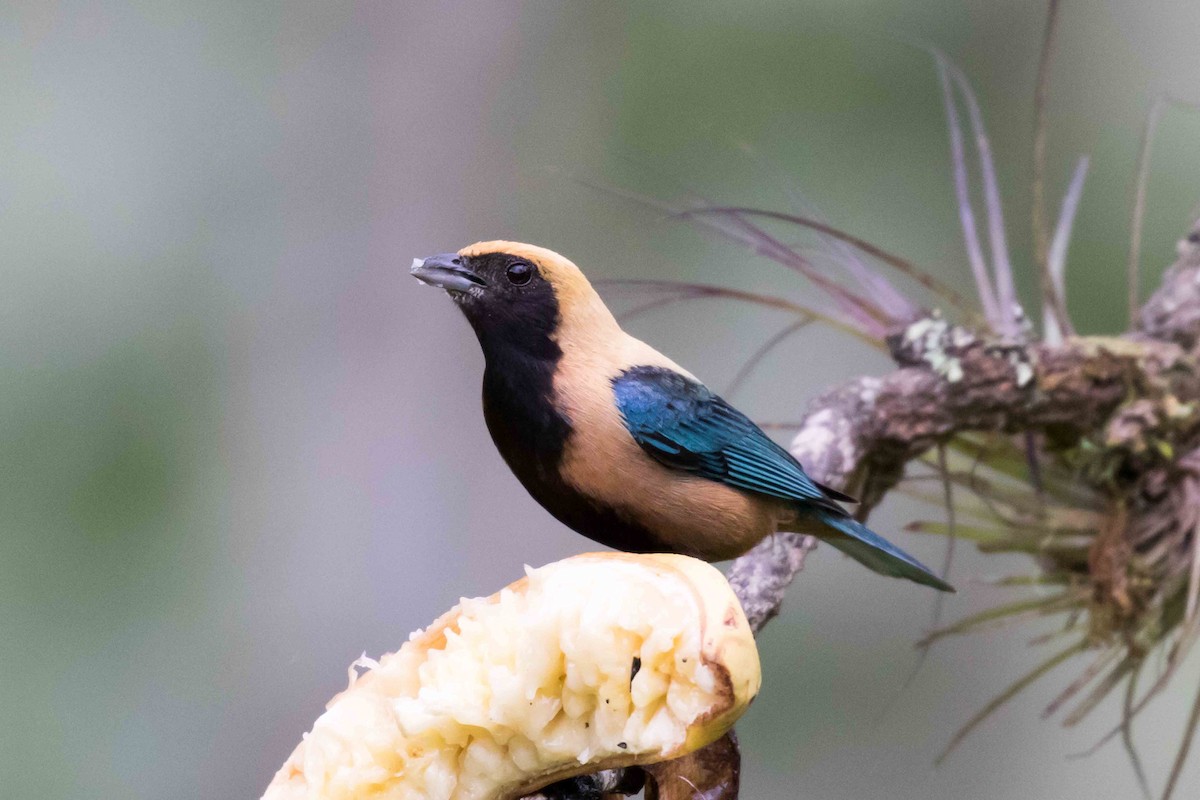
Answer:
411, 254, 487, 293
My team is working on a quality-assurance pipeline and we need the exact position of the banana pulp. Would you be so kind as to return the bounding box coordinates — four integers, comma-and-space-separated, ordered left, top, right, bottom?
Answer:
262, 552, 761, 800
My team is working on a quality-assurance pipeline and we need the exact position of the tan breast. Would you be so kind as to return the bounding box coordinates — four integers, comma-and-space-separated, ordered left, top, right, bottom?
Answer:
552, 329, 786, 561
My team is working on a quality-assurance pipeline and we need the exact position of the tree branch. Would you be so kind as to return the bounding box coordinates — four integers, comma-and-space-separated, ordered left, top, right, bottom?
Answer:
728, 225, 1200, 633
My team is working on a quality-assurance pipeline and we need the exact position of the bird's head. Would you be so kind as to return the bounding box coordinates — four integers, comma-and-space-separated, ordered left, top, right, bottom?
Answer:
412, 241, 615, 356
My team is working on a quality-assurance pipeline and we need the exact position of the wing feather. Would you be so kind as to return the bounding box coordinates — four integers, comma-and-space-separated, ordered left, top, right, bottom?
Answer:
612, 366, 846, 513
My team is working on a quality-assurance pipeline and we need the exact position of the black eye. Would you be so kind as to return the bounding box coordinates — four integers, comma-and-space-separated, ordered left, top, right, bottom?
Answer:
506, 260, 533, 285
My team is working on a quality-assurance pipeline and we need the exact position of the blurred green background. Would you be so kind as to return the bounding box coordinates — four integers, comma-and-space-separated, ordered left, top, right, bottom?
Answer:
5, 1, 1200, 797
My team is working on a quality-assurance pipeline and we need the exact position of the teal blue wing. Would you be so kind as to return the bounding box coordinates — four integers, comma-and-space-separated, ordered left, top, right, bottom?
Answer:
612, 365, 954, 592
611, 365, 846, 513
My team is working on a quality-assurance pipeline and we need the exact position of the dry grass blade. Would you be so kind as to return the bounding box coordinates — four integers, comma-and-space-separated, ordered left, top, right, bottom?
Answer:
1063, 657, 1138, 729
992, 574, 1074, 589
580, 176, 881, 331
617, 292, 706, 323
1031, 0, 1062, 260
932, 469, 1099, 532
896, 482, 1010, 526
1128, 97, 1168, 325
902, 484, 1031, 532
933, 56, 1001, 329
1079, 615, 1200, 750
1163, 680, 1200, 799
920, 592, 1084, 646
756, 421, 803, 430
725, 318, 814, 399
1043, 155, 1089, 343
809, 222, 919, 322
1032, 0, 1064, 328
596, 278, 883, 348
678, 206, 974, 317
904, 520, 1015, 543
939, 434, 1095, 507
1123, 662, 1154, 800
1187, 519, 1200, 623
1127, 95, 1200, 324
942, 57, 1020, 338
732, 139, 919, 318
578, 176, 792, 261
600, 279, 816, 317
886, 447, 961, 711
935, 641, 1086, 765
1041, 646, 1121, 720
681, 207, 893, 333
976, 541, 1090, 566
1028, 624, 1085, 648
932, 444, 958, 624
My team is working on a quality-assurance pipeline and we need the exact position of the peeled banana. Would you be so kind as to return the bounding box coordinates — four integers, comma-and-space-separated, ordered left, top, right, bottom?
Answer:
262, 552, 760, 800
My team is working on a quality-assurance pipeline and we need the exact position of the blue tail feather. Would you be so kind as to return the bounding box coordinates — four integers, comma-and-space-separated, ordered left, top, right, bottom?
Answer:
810, 510, 955, 592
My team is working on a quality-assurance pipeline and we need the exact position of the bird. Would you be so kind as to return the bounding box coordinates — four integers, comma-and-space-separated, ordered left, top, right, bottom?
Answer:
411, 241, 953, 592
